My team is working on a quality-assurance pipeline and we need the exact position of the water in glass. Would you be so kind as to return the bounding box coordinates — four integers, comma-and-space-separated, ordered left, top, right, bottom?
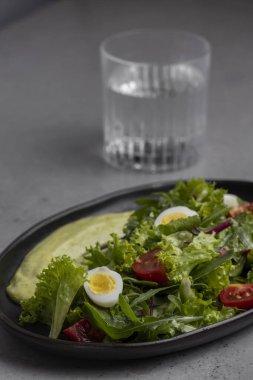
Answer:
103, 63, 206, 172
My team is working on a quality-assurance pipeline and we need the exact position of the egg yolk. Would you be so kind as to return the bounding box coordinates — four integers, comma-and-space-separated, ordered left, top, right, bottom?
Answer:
159, 212, 188, 225
88, 273, 116, 295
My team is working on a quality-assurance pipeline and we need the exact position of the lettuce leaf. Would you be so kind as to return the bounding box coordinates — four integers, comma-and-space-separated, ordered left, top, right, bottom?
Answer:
181, 297, 235, 325
19, 256, 85, 338
125, 179, 227, 233
158, 232, 220, 282
177, 277, 235, 325
85, 234, 141, 272
202, 261, 231, 296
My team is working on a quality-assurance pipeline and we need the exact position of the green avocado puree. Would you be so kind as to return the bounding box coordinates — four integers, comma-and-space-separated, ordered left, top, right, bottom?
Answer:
7, 211, 132, 304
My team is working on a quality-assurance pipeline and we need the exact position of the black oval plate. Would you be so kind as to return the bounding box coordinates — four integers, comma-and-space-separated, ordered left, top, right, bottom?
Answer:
1, 180, 253, 360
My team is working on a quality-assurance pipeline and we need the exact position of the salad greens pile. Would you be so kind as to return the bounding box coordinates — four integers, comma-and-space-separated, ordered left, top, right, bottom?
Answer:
19, 179, 253, 342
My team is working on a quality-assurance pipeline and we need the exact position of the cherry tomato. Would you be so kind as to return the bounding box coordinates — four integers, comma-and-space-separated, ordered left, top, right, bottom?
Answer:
229, 203, 253, 218
219, 284, 253, 309
63, 319, 105, 342
132, 248, 168, 284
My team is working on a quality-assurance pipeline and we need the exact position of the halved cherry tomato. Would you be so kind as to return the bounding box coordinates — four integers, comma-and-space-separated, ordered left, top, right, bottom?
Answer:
229, 203, 253, 218
219, 284, 253, 309
132, 248, 168, 284
63, 319, 105, 342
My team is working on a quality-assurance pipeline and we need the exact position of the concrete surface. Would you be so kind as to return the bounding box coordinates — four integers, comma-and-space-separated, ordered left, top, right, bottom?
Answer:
0, 0, 252, 379
0, 0, 50, 28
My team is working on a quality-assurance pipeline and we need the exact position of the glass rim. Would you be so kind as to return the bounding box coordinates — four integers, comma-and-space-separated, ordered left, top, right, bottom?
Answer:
100, 29, 211, 67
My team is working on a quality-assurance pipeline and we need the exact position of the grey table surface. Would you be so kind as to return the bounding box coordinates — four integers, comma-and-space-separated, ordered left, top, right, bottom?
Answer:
0, 0, 253, 379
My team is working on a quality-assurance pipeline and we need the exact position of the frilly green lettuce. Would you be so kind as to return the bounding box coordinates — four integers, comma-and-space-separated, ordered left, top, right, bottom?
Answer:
158, 232, 220, 282
19, 256, 85, 338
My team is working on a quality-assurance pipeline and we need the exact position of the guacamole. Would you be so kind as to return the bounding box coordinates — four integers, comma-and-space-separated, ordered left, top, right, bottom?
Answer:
7, 211, 132, 304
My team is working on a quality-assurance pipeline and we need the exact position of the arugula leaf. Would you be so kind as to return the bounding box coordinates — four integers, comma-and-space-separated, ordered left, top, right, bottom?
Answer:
192, 250, 235, 280
201, 206, 228, 228
179, 277, 195, 303
219, 214, 253, 253
123, 277, 158, 287
158, 215, 200, 235
131, 287, 170, 307
19, 256, 85, 338
118, 294, 141, 324
230, 255, 246, 277
83, 301, 202, 340
167, 295, 182, 313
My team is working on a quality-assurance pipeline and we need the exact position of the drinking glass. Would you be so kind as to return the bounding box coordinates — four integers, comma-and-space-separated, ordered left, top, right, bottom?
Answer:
100, 30, 211, 172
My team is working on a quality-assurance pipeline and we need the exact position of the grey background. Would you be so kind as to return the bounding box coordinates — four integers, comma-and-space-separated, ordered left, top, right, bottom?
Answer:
0, 0, 50, 27
0, 0, 253, 379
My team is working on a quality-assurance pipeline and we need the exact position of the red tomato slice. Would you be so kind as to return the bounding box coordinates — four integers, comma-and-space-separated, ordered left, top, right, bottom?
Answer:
219, 284, 253, 309
132, 248, 168, 284
63, 319, 105, 342
229, 203, 253, 218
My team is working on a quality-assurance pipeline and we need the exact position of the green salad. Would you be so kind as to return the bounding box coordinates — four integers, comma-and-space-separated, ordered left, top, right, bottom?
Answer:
19, 179, 253, 343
